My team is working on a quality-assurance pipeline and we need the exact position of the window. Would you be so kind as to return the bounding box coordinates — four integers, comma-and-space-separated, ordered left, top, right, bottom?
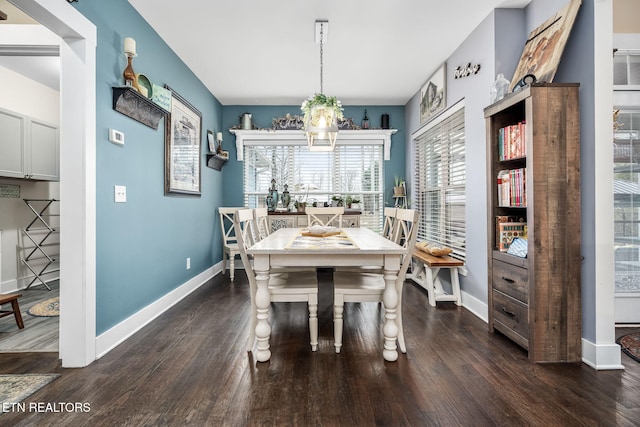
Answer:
613, 108, 640, 294
243, 141, 384, 231
614, 50, 640, 87
413, 103, 466, 260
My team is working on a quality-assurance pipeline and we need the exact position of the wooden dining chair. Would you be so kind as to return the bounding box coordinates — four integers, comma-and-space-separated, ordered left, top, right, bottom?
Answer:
234, 208, 319, 352
218, 207, 245, 281
305, 206, 344, 228
332, 208, 419, 354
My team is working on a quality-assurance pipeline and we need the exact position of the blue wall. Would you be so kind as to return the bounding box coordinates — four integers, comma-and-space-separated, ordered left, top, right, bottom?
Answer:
221, 105, 406, 207
74, 0, 224, 334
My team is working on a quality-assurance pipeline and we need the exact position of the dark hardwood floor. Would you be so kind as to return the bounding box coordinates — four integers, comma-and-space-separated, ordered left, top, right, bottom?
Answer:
1, 269, 639, 426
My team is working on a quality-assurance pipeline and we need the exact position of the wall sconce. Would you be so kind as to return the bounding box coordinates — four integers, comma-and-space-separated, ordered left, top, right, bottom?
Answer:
122, 37, 139, 91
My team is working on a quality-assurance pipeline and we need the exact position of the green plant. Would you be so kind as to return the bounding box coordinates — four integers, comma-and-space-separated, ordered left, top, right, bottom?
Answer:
345, 195, 360, 205
394, 174, 405, 187
301, 93, 344, 125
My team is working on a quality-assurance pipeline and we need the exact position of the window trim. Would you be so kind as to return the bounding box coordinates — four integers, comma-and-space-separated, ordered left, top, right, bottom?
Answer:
230, 129, 397, 161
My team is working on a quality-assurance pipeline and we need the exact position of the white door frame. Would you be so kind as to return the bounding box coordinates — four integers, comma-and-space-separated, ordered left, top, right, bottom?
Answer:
10, 0, 97, 367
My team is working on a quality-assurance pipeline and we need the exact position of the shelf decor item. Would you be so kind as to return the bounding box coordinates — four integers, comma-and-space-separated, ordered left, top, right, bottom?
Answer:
361, 109, 370, 129
122, 37, 140, 92
301, 20, 343, 152
509, 0, 581, 92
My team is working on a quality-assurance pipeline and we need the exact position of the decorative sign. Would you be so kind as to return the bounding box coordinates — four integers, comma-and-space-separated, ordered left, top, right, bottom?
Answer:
509, 0, 581, 92
454, 63, 481, 79
151, 84, 172, 111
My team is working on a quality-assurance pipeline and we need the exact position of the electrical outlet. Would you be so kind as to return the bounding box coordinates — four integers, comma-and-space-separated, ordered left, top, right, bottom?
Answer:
109, 129, 125, 145
186, 257, 191, 270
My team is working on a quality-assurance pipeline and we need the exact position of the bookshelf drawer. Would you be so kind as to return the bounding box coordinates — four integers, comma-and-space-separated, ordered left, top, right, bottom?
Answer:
492, 290, 529, 347
492, 259, 528, 304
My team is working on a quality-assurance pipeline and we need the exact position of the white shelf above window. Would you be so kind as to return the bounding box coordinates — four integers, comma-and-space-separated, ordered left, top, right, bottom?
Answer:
229, 129, 397, 161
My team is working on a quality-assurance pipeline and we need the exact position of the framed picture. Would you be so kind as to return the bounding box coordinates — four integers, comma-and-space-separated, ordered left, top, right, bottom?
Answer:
509, 0, 581, 92
420, 64, 446, 124
164, 85, 202, 196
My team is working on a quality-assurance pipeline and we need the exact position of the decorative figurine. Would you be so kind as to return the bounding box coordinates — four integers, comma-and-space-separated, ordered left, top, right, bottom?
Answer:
269, 179, 278, 212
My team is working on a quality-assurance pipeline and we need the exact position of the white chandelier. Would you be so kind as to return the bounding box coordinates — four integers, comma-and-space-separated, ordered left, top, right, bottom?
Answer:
301, 20, 343, 152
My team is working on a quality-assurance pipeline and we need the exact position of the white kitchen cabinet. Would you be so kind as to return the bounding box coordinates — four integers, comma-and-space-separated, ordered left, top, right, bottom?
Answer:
0, 107, 59, 181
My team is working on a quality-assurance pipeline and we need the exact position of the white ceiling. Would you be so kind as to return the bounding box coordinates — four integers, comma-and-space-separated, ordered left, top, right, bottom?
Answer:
0, 0, 533, 104
128, 0, 532, 106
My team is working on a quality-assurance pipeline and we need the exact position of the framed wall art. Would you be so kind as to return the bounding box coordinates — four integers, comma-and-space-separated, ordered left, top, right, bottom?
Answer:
164, 85, 202, 196
420, 64, 446, 124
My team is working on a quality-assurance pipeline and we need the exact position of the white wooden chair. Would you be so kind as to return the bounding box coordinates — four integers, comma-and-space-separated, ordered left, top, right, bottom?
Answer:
218, 207, 244, 281
234, 208, 319, 352
305, 206, 344, 228
335, 207, 397, 274
382, 207, 397, 240
253, 207, 271, 241
332, 208, 419, 354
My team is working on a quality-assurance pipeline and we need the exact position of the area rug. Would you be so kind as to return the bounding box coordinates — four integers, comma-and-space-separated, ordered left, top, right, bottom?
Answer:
0, 374, 60, 413
27, 297, 59, 317
616, 332, 640, 363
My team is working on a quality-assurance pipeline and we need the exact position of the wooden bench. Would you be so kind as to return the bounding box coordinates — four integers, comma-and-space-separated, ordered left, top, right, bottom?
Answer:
0, 293, 25, 329
410, 250, 463, 307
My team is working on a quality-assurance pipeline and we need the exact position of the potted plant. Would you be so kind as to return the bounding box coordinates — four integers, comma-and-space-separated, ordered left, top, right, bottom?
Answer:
394, 175, 406, 196
294, 200, 306, 213
345, 195, 360, 209
331, 195, 344, 207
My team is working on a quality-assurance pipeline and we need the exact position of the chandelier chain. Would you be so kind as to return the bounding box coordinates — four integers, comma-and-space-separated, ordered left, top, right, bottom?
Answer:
319, 23, 324, 94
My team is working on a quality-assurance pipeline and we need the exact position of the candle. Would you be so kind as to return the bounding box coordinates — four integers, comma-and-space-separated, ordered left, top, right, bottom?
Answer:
216, 132, 223, 142
123, 37, 136, 56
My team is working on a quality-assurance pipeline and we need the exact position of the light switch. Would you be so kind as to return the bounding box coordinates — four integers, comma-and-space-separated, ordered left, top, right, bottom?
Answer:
114, 185, 127, 203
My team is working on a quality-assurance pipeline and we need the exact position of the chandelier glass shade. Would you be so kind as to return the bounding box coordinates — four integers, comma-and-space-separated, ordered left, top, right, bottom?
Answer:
304, 104, 339, 151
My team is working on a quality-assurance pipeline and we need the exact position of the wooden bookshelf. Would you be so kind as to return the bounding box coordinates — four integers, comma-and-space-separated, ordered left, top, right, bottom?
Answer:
485, 83, 582, 363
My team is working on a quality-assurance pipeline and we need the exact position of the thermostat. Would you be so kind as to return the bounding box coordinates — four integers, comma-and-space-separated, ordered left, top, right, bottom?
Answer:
109, 129, 125, 145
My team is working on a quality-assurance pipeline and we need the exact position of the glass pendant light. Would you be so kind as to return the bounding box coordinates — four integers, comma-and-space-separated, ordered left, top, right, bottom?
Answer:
302, 21, 342, 152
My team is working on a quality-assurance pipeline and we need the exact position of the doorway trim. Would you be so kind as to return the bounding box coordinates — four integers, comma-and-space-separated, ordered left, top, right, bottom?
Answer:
10, 0, 97, 367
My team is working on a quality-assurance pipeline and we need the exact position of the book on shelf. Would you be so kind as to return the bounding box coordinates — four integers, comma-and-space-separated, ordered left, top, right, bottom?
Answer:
495, 215, 525, 249
498, 221, 527, 252
498, 121, 527, 161
497, 168, 526, 207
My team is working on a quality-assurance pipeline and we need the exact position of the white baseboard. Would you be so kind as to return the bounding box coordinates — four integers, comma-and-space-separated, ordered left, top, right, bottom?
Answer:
95, 261, 223, 358
459, 290, 488, 323
0, 278, 19, 294
581, 338, 624, 370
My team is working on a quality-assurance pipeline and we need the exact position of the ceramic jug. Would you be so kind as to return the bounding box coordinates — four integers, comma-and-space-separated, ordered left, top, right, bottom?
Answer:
241, 113, 252, 130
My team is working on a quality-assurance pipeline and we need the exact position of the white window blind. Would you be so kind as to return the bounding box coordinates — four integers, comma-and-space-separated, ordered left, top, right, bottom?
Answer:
243, 142, 384, 231
414, 105, 466, 260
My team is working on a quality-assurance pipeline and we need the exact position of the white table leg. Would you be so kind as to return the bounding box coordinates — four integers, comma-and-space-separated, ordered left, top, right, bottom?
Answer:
382, 255, 401, 361
253, 256, 271, 362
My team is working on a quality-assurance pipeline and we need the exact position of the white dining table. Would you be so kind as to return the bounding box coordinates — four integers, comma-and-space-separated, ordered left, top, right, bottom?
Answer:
247, 227, 405, 362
